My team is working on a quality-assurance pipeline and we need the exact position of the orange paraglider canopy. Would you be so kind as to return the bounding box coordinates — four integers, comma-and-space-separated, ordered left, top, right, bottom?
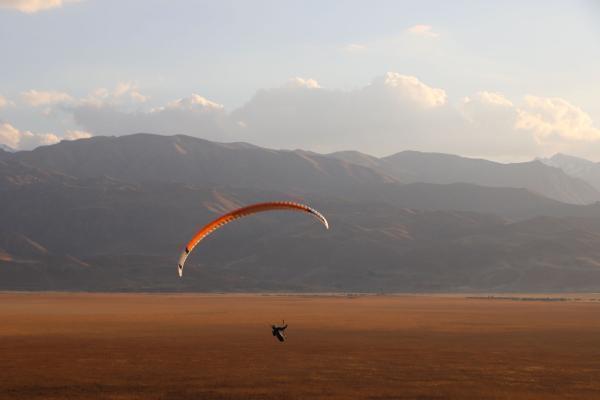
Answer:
177, 201, 329, 277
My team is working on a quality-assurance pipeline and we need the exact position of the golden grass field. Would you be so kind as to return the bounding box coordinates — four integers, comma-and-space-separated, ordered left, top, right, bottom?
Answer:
0, 293, 599, 400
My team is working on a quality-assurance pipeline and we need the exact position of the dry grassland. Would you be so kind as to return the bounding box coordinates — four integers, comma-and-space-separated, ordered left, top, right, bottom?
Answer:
0, 293, 599, 399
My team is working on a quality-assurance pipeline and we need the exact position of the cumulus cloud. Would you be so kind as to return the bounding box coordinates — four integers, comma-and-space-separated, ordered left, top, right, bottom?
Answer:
469, 91, 513, 108
230, 73, 450, 154
61, 73, 531, 158
343, 43, 367, 52
63, 129, 92, 140
0, 122, 20, 148
516, 96, 600, 142
0, 123, 91, 150
21, 90, 73, 106
0, 95, 6, 108
460, 92, 515, 125
79, 82, 148, 107
71, 93, 229, 139
112, 82, 148, 103
0, 122, 59, 150
43, 72, 598, 160
157, 93, 223, 112
285, 77, 321, 89
370, 72, 446, 108
457, 92, 538, 157
17, 131, 60, 149
0, 0, 79, 13
229, 74, 598, 158
407, 24, 439, 38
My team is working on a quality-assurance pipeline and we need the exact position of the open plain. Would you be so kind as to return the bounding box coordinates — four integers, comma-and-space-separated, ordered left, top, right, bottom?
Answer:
0, 293, 599, 400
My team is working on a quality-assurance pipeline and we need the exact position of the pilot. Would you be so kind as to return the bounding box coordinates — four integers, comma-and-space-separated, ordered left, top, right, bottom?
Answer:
272, 321, 288, 342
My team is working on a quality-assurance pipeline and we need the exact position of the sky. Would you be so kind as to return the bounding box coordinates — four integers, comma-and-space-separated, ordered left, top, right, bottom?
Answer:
0, 0, 599, 161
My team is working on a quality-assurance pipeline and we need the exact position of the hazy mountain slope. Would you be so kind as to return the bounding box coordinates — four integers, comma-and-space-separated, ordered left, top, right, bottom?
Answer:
366, 182, 600, 220
0, 157, 73, 186
3, 148, 594, 220
540, 153, 600, 192
4, 133, 600, 292
327, 150, 384, 171
380, 151, 600, 205
330, 149, 600, 204
20, 136, 599, 206
12, 134, 597, 219
14, 134, 397, 194
2, 175, 600, 292
0, 149, 11, 161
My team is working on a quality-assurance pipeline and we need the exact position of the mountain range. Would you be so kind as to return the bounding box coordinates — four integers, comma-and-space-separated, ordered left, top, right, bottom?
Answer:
330, 150, 600, 205
2, 133, 600, 292
540, 153, 600, 192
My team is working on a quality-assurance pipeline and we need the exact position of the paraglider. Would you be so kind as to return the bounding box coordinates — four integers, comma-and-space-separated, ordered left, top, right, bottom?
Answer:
176, 201, 328, 343
177, 201, 329, 277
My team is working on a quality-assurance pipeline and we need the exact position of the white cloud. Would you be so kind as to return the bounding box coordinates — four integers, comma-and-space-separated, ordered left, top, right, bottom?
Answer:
229, 74, 597, 159
112, 82, 148, 103
0, 122, 20, 149
230, 72, 451, 154
458, 92, 538, 157
71, 93, 229, 138
60, 73, 474, 155
21, 90, 73, 106
0, 0, 80, 13
460, 92, 515, 125
80, 83, 148, 107
63, 129, 92, 140
159, 93, 224, 111
0, 123, 91, 150
79, 88, 109, 107
0, 94, 16, 109
18, 131, 60, 149
343, 43, 367, 52
407, 24, 439, 38
516, 96, 600, 142
130, 90, 148, 103
0, 122, 60, 150
285, 77, 321, 89
52, 73, 598, 160
469, 91, 514, 108
371, 72, 446, 108
113, 82, 132, 98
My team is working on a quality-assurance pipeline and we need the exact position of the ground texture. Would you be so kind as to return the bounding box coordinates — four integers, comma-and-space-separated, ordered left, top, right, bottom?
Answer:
0, 293, 599, 399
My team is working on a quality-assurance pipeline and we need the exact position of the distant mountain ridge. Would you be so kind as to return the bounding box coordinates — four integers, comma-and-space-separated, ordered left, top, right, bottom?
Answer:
3, 133, 600, 292
330, 150, 600, 205
2, 178, 600, 292
14, 134, 397, 195
10, 133, 600, 218
11, 134, 600, 205
540, 153, 600, 192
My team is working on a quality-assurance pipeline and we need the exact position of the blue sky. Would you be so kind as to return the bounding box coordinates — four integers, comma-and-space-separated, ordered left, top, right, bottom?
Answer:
0, 0, 599, 160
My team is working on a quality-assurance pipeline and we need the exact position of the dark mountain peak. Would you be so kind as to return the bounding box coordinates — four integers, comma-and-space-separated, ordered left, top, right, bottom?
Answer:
12, 133, 600, 205
327, 150, 382, 170
384, 150, 494, 164
12, 133, 397, 193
